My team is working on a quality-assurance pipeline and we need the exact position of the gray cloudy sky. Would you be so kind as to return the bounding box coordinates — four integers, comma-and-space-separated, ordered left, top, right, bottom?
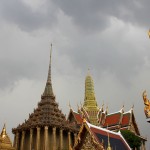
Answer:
0, 0, 150, 148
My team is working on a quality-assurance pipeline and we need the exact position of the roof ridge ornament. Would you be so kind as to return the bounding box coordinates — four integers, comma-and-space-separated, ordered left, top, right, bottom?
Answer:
119, 105, 124, 113
69, 101, 72, 110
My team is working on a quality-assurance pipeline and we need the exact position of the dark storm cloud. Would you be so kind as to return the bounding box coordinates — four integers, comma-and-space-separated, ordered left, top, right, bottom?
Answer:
0, 0, 149, 89
0, 55, 42, 89
0, 0, 150, 32
53, 0, 150, 31
0, 0, 58, 31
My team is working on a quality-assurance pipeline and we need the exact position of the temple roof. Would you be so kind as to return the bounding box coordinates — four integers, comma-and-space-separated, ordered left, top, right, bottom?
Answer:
101, 107, 141, 136
12, 45, 77, 133
74, 121, 131, 150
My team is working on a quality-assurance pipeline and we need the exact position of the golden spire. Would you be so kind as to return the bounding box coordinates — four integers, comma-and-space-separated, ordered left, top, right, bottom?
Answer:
84, 70, 98, 109
43, 43, 54, 97
0, 124, 15, 149
83, 70, 99, 125
1, 124, 6, 138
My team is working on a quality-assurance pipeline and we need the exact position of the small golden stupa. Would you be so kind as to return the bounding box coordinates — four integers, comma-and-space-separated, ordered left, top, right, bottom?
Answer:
0, 124, 15, 150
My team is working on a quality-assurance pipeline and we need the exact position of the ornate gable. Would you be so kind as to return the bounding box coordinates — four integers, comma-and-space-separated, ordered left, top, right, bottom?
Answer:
80, 132, 98, 150
74, 122, 104, 150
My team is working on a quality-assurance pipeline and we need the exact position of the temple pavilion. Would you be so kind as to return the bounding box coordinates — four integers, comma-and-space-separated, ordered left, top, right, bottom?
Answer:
12, 45, 78, 150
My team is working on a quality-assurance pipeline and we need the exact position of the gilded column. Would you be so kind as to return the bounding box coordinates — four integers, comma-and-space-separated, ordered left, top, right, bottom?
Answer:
29, 128, 33, 150
14, 132, 19, 150
13, 133, 16, 147
68, 131, 71, 150
20, 131, 25, 150
60, 129, 63, 150
53, 127, 56, 150
74, 133, 77, 145
36, 127, 41, 150
44, 126, 48, 150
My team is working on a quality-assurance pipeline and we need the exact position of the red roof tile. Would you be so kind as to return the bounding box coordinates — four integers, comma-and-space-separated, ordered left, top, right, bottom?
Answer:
103, 113, 122, 127
121, 113, 130, 127
73, 112, 83, 124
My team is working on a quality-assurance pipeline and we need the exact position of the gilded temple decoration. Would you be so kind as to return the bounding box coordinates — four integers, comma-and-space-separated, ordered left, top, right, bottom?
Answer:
142, 90, 150, 118
80, 133, 96, 150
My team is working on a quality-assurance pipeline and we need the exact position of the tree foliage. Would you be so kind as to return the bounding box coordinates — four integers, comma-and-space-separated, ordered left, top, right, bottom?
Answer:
121, 130, 141, 150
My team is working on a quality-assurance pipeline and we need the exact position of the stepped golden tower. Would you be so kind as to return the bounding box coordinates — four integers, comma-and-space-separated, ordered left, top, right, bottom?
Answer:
83, 71, 99, 125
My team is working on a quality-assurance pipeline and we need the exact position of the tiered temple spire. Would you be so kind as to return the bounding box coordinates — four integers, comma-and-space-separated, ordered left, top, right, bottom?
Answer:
12, 44, 77, 150
84, 70, 98, 109
43, 43, 54, 97
83, 70, 99, 125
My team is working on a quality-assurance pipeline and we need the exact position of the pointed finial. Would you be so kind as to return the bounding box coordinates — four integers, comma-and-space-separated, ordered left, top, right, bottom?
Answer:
46, 43, 52, 84
50, 43, 52, 63
69, 101, 71, 109
88, 68, 90, 75
106, 105, 108, 114
107, 130, 112, 150
1, 123, 7, 138
102, 102, 104, 108
131, 104, 134, 112
77, 103, 79, 109
101, 102, 104, 112
120, 104, 124, 113
43, 43, 54, 97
